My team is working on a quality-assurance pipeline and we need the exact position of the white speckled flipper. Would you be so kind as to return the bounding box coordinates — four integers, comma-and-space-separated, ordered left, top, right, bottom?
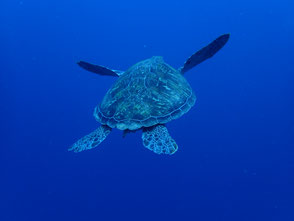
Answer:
69, 125, 111, 153
142, 125, 178, 155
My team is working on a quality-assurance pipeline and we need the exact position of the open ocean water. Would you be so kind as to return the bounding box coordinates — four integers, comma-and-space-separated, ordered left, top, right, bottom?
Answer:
1, 0, 294, 220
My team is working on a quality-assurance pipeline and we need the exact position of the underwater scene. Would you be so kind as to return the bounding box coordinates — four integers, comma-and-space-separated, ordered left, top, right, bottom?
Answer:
1, 0, 293, 220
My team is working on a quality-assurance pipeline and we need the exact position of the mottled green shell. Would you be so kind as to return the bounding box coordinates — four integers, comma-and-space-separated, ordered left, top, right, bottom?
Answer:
94, 56, 196, 130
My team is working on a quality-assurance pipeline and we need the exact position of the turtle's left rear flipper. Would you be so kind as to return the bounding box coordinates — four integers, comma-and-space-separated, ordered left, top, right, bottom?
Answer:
142, 125, 178, 155
69, 125, 112, 153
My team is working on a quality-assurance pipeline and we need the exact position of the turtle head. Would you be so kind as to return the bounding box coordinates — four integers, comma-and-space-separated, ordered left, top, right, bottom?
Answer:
150, 56, 164, 63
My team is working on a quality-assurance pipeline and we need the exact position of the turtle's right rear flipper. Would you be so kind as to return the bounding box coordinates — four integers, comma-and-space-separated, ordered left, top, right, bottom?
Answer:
142, 125, 178, 155
69, 125, 112, 153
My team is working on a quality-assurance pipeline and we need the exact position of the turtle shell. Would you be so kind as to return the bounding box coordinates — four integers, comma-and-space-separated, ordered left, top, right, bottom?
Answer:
94, 56, 196, 130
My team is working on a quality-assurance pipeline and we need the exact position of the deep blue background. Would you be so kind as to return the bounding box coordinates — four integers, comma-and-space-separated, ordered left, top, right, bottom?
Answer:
1, 0, 294, 220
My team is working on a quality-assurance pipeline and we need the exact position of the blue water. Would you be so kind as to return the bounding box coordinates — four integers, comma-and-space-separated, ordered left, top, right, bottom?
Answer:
1, 0, 294, 220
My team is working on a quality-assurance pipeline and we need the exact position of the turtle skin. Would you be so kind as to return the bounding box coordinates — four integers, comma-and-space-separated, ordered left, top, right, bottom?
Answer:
94, 56, 196, 130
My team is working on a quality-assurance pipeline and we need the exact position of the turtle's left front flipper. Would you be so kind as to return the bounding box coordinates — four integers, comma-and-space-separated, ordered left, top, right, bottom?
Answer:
77, 61, 124, 77
180, 33, 230, 74
142, 125, 178, 155
69, 125, 112, 153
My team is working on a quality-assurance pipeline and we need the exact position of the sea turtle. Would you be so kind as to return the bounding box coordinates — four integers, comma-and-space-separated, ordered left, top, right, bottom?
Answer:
69, 34, 230, 155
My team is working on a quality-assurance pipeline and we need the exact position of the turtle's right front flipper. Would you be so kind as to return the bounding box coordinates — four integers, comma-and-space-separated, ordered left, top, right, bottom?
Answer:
77, 61, 124, 77
69, 125, 112, 153
180, 33, 230, 74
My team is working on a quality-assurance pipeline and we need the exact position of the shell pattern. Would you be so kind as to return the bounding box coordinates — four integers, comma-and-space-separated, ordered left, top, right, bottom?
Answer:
94, 56, 196, 130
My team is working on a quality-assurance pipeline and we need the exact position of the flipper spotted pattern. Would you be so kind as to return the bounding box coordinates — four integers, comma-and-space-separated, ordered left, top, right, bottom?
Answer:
142, 125, 178, 155
69, 125, 111, 152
